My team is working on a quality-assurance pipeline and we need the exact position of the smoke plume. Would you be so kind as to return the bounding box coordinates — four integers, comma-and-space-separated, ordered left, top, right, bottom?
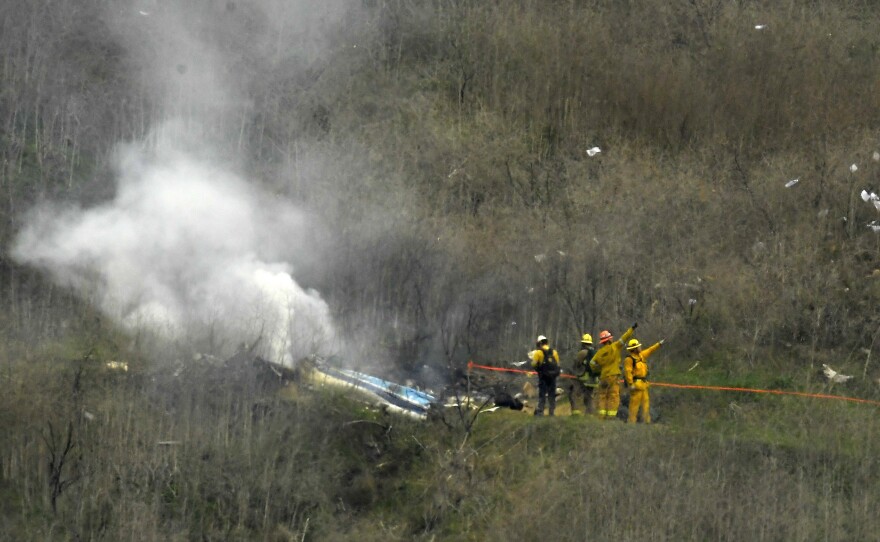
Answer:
11, 1, 348, 364
13, 136, 335, 364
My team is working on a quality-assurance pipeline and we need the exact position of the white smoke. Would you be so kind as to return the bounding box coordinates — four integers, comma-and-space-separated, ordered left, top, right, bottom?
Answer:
12, 137, 335, 365
11, 1, 353, 364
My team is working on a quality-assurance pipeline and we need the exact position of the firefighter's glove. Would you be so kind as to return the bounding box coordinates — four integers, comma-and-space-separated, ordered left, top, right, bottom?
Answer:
659, 339, 665, 345
632, 322, 638, 330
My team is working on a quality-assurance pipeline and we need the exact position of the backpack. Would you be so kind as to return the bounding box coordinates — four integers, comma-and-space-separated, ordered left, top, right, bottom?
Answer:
538, 348, 561, 378
625, 354, 648, 385
585, 347, 599, 376
573, 346, 598, 377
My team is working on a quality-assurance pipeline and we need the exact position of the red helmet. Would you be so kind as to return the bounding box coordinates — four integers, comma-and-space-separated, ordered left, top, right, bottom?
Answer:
599, 330, 613, 344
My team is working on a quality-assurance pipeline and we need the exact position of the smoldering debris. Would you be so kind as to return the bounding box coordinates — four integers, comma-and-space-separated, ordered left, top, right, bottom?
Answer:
12, 142, 336, 365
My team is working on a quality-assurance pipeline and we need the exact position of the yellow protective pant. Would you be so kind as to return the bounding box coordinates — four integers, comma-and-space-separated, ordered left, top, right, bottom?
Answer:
597, 375, 620, 418
628, 381, 650, 423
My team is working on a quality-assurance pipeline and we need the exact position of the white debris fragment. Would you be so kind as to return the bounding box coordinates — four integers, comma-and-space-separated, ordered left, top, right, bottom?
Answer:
534, 254, 545, 263
138, 10, 150, 16
850, 163, 859, 173
873, 151, 880, 162
817, 209, 829, 218
511, 321, 517, 326
586, 147, 601, 157
784, 178, 799, 188
83, 411, 96, 421
106, 361, 128, 371
861, 191, 880, 211
754, 24, 767, 30
688, 298, 697, 306
869, 221, 880, 233
557, 250, 566, 257
822, 364, 853, 384
511, 361, 528, 367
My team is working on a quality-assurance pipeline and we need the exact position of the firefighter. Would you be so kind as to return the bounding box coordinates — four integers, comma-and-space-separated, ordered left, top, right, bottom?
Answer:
589, 323, 637, 420
568, 333, 597, 415
624, 337, 664, 423
530, 335, 561, 416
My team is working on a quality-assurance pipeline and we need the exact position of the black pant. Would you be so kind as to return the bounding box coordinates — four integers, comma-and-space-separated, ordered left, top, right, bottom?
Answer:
568, 380, 595, 412
536, 376, 557, 416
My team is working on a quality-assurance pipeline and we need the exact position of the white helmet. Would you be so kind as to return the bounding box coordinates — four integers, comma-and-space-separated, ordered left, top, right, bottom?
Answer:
536, 335, 547, 343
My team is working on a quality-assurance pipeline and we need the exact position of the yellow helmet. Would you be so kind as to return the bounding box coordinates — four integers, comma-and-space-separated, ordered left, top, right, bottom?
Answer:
581, 333, 593, 345
627, 339, 642, 350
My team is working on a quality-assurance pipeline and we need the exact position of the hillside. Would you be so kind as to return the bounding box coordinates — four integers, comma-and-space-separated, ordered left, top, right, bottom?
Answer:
1, 351, 877, 540
1, 0, 880, 539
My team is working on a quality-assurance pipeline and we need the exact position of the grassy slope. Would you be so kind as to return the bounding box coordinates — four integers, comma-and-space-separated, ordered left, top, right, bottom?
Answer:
0, 335, 878, 541
337, 354, 880, 540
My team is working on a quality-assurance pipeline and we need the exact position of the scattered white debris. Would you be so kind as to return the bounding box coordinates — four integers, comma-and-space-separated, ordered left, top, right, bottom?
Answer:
557, 250, 566, 257
534, 254, 545, 263
687, 361, 700, 372
138, 10, 150, 16
511, 321, 517, 326
480, 406, 501, 413
511, 360, 528, 367
586, 147, 601, 157
817, 209, 829, 218
861, 190, 877, 202
444, 394, 491, 410
527, 287, 534, 294
83, 411, 96, 421
850, 163, 859, 173
784, 178, 799, 188
728, 402, 743, 418
875, 200, 880, 212
156, 441, 182, 446
868, 221, 880, 233
688, 298, 697, 306
822, 364, 853, 384
754, 24, 767, 30
105, 361, 128, 371
873, 151, 880, 162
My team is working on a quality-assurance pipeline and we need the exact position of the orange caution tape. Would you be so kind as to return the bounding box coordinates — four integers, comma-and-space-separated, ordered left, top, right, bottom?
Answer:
467, 361, 880, 407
